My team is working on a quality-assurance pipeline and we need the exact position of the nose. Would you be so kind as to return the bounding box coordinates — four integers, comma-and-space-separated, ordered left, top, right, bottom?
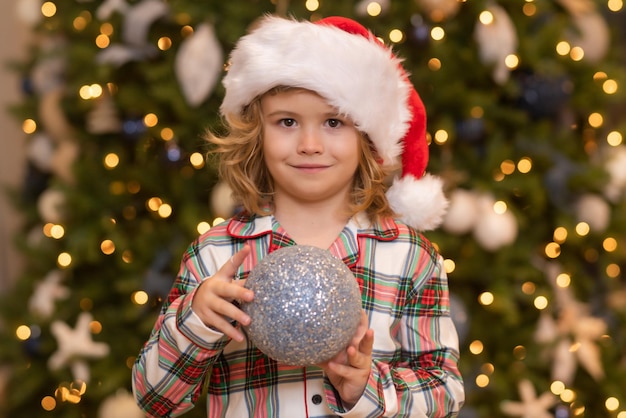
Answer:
296, 127, 324, 155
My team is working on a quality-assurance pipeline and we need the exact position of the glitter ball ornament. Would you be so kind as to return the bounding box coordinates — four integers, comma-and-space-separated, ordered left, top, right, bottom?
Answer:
242, 245, 362, 366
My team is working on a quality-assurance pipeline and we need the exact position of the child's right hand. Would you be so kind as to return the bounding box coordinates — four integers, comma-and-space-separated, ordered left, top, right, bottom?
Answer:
191, 246, 253, 342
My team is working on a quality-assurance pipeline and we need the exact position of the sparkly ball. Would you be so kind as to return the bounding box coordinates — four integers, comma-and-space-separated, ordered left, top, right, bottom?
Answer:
242, 245, 362, 366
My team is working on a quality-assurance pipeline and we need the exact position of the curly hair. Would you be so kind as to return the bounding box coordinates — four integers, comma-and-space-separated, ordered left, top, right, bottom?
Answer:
205, 87, 396, 223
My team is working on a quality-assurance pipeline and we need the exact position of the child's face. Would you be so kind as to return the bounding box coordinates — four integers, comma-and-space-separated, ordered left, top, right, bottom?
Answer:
261, 89, 361, 207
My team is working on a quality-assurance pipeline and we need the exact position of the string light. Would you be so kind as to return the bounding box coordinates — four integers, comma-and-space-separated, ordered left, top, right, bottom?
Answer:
533, 295, 548, 310
475, 374, 490, 387
197, 221, 211, 234
366, 1, 382, 16
443, 258, 456, 274
469, 340, 484, 355
144, 113, 158, 127
132, 291, 149, 305
104, 153, 120, 169
430, 26, 445, 41
41, 2, 57, 17
57, 252, 72, 268
606, 131, 623, 146
478, 292, 494, 306
190, 152, 205, 168
22, 119, 37, 134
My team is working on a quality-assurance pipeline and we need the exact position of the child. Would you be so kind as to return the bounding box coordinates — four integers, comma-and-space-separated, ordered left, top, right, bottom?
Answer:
133, 15, 464, 417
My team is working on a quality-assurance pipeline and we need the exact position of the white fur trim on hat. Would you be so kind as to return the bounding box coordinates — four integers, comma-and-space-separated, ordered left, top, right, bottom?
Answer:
220, 15, 411, 167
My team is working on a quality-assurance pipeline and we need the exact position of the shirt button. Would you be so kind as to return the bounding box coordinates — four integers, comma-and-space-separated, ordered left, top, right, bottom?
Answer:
311, 394, 323, 405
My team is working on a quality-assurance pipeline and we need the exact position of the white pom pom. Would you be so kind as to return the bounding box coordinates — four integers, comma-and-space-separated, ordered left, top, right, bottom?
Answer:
442, 188, 480, 234
576, 194, 610, 232
386, 173, 448, 231
473, 195, 518, 251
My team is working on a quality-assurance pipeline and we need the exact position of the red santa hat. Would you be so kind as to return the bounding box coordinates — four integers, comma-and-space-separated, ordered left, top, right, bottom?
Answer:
220, 15, 448, 230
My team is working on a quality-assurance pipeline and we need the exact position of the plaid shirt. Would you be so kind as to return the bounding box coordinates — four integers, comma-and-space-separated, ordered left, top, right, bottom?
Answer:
132, 212, 464, 417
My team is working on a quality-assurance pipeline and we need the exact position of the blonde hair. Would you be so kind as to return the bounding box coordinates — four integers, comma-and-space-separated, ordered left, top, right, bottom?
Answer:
206, 87, 396, 222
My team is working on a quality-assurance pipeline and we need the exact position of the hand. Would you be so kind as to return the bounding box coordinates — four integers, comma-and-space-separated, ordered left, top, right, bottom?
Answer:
191, 246, 253, 342
318, 310, 374, 409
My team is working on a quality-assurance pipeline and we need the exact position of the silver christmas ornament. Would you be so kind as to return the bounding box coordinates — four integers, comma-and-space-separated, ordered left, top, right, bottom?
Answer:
242, 245, 362, 366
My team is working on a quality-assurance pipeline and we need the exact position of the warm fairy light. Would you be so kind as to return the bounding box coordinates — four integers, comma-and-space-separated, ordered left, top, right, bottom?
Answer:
517, 157, 532, 173
588, 112, 603, 128
521, 281, 535, 295
603, 79, 618, 94
158, 37, 173, 51
475, 374, 490, 387
427, 58, 442, 71
100, 240, 115, 255
522, 2, 536, 16
16, 325, 31, 340
100, 22, 114, 36
534, 295, 548, 310
147, 197, 163, 211
122, 250, 133, 263
443, 258, 456, 273
550, 380, 566, 395
389, 29, 403, 43
41, 396, 56, 411
305, 0, 319, 11
104, 153, 120, 169
505, 54, 519, 69
158, 203, 173, 218
366, 1, 382, 16
606, 397, 620, 411
160, 127, 174, 141
513, 345, 526, 360
556, 41, 570, 56
570, 46, 584, 61
132, 290, 149, 305
500, 160, 515, 175
213, 217, 226, 226
493, 201, 507, 214
433, 129, 448, 144
144, 113, 158, 127
469, 340, 484, 355
79, 84, 103, 99
561, 389, 576, 402
23, 119, 37, 134
43, 223, 54, 237
481, 363, 495, 374
197, 221, 211, 234
95, 34, 110, 49
606, 263, 621, 278
603, 237, 618, 252
575, 222, 590, 236
90, 321, 103, 334
545, 242, 561, 258
556, 273, 571, 288
73, 12, 91, 31
554, 226, 568, 243
57, 252, 72, 268
430, 26, 445, 41
608, 0, 623, 11
478, 292, 494, 306
618, 412, 626, 418
181, 25, 194, 37
50, 224, 65, 239
607, 131, 623, 146
479, 10, 494, 25
42, 2, 57, 17
190, 152, 205, 168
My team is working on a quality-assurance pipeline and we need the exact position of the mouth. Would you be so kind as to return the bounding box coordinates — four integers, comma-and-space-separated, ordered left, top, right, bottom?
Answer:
290, 163, 330, 173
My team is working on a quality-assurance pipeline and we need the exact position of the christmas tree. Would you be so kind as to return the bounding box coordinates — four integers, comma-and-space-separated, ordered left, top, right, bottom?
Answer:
2, 0, 625, 417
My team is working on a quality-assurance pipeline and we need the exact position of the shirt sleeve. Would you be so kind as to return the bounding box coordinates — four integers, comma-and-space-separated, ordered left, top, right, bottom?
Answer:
324, 252, 465, 417
131, 243, 231, 417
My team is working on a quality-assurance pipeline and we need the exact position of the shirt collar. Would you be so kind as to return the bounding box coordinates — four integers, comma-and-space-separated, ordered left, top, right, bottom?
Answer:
227, 212, 399, 268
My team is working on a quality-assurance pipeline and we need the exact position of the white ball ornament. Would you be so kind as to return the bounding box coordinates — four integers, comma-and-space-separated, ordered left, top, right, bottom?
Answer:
473, 196, 518, 251
442, 188, 480, 235
98, 389, 144, 418
603, 145, 626, 202
37, 188, 67, 223
575, 194, 610, 232
26, 134, 55, 172
242, 245, 362, 366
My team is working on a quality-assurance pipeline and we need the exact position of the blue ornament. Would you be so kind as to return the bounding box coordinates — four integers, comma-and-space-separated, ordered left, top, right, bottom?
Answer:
242, 245, 362, 366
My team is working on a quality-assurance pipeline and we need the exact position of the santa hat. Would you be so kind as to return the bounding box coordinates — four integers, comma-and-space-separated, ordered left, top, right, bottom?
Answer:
220, 15, 448, 230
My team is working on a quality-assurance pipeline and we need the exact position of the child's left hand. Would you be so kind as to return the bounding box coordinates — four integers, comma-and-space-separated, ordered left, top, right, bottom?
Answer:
317, 310, 374, 409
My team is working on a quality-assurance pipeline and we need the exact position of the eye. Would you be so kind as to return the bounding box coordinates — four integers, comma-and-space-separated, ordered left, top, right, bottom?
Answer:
279, 118, 296, 127
326, 118, 343, 128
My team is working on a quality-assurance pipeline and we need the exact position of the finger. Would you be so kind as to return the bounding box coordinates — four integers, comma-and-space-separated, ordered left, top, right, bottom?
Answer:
202, 309, 247, 342
220, 245, 251, 277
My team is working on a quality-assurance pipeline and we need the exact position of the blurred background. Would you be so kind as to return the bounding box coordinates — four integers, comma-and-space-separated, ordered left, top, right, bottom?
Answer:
1, 1, 626, 417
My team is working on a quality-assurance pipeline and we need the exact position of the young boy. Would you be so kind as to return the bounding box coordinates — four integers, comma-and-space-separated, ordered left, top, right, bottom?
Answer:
133, 15, 464, 417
